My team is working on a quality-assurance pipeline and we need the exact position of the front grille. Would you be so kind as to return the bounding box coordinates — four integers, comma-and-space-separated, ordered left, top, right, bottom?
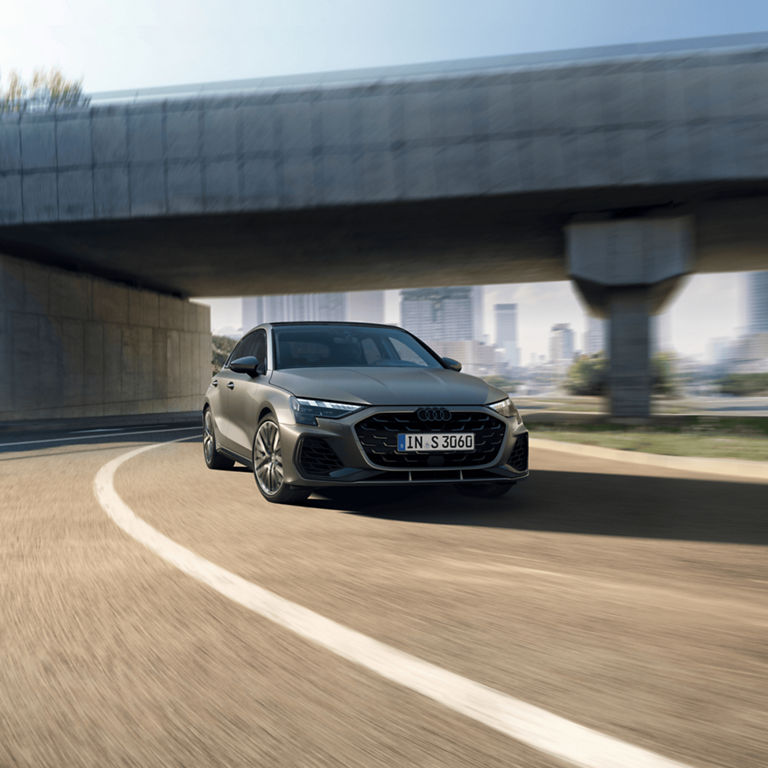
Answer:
508, 433, 528, 471
297, 437, 343, 477
355, 411, 506, 468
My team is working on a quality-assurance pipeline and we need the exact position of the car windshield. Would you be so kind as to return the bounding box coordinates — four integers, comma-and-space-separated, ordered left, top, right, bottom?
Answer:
272, 325, 443, 370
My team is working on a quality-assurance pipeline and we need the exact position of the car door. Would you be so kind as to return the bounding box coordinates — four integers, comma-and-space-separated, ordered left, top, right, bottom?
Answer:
215, 332, 258, 455
217, 329, 268, 456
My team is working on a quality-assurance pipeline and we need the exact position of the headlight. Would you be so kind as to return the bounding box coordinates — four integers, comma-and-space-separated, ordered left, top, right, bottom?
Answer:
489, 398, 522, 426
290, 396, 364, 425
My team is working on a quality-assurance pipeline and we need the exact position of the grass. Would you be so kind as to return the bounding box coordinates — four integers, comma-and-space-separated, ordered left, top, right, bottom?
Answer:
531, 423, 768, 462
515, 395, 725, 415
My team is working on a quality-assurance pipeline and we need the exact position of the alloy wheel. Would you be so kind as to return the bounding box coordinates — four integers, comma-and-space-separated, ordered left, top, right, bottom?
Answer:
203, 410, 215, 463
254, 420, 284, 495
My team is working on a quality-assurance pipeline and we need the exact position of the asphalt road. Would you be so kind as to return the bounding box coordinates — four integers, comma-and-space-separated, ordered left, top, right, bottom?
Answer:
1, 426, 766, 768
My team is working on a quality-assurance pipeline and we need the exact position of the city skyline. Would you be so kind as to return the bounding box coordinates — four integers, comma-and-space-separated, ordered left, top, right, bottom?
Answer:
197, 270, 758, 364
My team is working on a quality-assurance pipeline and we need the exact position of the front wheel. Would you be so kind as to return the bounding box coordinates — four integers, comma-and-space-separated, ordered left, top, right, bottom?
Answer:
203, 408, 235, 470
252, 416, 311, 504
454, 482, 515, 499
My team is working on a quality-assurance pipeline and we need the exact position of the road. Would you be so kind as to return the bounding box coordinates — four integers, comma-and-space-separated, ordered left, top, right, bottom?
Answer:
1, 426, 766, 768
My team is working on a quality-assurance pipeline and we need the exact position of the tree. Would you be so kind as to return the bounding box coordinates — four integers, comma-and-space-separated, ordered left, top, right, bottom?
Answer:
718, 372, 768, 396
565, 353, 678, 396
1, 67, 89, 113
565, 354, 608, 396
652, 351, 678, 396
212, 335, 236, 374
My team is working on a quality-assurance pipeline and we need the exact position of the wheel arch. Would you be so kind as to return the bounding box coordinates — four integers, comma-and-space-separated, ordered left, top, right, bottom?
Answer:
258, 406, 275, 423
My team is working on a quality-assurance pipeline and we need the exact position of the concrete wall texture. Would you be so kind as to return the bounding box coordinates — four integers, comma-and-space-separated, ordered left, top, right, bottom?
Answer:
2, 44, 768, 225
0, 253, 210, 422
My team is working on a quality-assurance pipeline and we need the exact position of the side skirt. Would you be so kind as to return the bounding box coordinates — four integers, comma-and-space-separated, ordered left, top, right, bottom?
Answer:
220, 445, 252, 468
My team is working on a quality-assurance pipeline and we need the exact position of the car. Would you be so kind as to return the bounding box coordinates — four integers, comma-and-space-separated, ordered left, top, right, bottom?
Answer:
203, 322, 529, 503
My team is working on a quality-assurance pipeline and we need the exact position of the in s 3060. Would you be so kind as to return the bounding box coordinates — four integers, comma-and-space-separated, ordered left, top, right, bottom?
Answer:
203, 322, 528, 504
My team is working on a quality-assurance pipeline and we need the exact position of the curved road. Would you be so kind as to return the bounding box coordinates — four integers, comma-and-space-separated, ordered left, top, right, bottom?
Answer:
1, 427, 766, 767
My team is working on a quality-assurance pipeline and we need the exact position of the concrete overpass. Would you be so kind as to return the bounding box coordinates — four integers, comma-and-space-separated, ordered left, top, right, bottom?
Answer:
2, 32, 768, 422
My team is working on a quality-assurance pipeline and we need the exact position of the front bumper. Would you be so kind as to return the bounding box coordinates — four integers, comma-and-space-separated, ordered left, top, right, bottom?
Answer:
278, 405, 529, 487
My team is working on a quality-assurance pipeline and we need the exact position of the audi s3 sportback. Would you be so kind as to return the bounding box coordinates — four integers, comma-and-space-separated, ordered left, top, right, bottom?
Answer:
203, 322, 529, 504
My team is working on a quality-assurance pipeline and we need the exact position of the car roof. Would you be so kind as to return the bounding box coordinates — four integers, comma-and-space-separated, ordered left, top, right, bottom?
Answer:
244, 321, 403, 334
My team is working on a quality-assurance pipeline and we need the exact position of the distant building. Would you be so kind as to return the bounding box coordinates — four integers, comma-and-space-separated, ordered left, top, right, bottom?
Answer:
494, 303, 520, 367
584, 316, 606, 356
347, 290, 385, 324
400, 286, 481, 341
707, 337, 732, 366
243, 293, 347, 330
428, 339, 503, 376
747, 271, 768, 334
549, 323, 575, 368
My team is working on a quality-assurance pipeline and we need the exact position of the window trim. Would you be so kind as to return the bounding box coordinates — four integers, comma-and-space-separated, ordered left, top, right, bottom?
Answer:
270, 323, 447, 371
225, 328, 268, 370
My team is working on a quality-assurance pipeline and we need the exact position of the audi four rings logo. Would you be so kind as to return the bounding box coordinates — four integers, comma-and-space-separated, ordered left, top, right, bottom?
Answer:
416, 407, 451, 422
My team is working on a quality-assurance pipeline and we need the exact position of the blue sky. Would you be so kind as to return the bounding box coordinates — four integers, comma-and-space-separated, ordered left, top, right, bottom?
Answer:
3, 1, 765, 358
3, 1, 768, 90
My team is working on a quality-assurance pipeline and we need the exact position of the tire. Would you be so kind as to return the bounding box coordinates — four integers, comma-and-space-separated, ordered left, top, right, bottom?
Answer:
252, 415, 311, 504
203, 408, 235, 470
454, 482, 515, 499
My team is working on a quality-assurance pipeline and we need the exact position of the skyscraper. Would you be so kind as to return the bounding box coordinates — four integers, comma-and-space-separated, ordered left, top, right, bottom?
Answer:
549, 323, 575, 366
494, 303, 520, 366
347, 290, 386, 324
400, 287, 480, 341
242, 292, 348, 329
747, 271, 768, 334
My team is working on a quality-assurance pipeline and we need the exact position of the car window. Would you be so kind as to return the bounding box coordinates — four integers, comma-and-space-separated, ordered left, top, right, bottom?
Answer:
389, 337, 426, 366
229, 330, 267, 366
361, 337, 382, 365
273, 325, 442, 369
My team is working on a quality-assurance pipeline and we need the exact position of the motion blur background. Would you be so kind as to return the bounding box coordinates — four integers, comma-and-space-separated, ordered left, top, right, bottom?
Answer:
2, 0, 768, 439
2, 4, 768, 768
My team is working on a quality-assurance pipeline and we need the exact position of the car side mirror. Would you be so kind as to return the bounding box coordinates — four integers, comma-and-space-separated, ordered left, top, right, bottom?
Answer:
442, 357, 462, 372
229, 356, 265, 377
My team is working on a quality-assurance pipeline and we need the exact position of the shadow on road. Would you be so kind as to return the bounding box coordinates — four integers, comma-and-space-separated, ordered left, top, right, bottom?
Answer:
4, 430, 765, 546
310, 471, 768, 546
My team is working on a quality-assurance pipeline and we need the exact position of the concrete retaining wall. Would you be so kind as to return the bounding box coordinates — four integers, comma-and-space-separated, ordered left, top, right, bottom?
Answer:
0, 253, 210, 422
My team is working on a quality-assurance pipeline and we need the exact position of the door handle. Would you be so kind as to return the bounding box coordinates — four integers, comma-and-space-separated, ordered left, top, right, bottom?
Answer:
211, 379, 218, 387
226, 381, 235, 390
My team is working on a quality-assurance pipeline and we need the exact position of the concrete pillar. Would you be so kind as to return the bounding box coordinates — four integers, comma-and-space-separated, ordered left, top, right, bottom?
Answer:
0, 253, 211, 424
567, 217, 692, 419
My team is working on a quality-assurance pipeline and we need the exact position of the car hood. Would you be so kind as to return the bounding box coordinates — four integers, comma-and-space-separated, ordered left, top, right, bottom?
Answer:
269, 367, 506, 406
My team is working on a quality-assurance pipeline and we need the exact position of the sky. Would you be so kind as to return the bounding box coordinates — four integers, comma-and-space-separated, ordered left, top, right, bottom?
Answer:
4, 1, 768, 90
3, 1, 767, 359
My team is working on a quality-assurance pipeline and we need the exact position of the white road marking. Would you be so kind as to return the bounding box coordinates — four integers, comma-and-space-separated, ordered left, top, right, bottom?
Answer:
72, 428, 127, 433
94, 438, 694, 768
0, 426, 200, 449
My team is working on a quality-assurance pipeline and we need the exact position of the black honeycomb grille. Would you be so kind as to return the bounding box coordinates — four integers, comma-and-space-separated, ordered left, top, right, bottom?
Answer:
355, 411, 506, 468
298, 437, 343, 477
508, 433, 528, 471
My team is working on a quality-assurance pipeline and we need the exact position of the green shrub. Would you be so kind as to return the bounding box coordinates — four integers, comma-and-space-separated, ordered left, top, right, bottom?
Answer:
718, 373, 768, 396
565, 355, 608, 395
565, 353, 678, 396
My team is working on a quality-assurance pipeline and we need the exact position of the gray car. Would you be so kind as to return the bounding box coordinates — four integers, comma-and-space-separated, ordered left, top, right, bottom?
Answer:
203, 322, 528, 504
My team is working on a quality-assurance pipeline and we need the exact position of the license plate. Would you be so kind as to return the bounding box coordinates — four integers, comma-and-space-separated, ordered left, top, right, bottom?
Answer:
397, 433, 475, 452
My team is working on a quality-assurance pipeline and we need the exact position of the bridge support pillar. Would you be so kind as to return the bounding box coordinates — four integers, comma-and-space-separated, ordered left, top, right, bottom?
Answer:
567, 217, 692, 419
0, 253, 210, 424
